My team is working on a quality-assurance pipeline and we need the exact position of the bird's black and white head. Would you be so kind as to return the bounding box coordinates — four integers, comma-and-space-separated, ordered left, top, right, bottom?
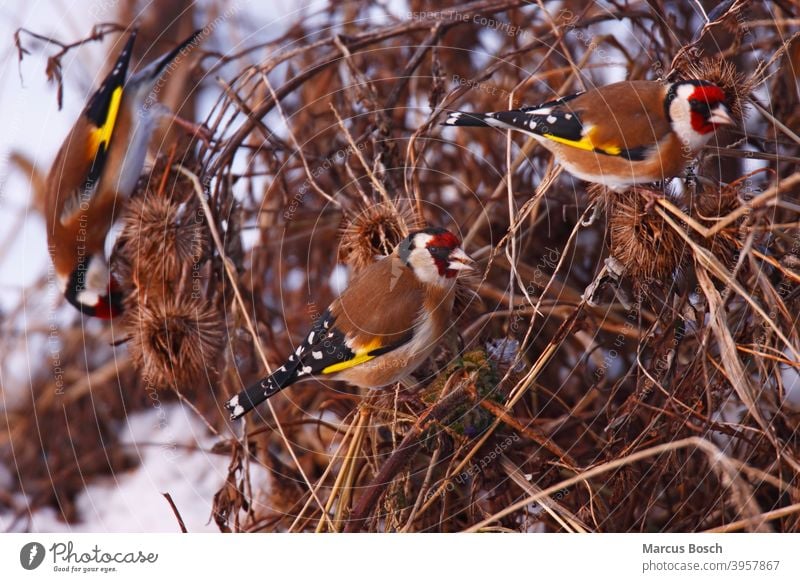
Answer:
398, 227, 472, 285
666, 80, 734, 152
57, 254, 124, 319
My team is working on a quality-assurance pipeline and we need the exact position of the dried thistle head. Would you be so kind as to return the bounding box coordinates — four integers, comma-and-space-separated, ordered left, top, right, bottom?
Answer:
608, 190, 686, 282
339, 202, 421, 272
586, 183, 614, 211
676, 58, 753, 123
689, 176, 746, 268
126, 294, 225, 388
120, 194, 209, 277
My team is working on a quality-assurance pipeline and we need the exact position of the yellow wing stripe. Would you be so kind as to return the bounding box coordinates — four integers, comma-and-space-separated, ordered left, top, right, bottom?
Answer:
322, 353, 376, 374
542, 127, 622, 156
321, 337, 384, 375
87, 85, 123, 158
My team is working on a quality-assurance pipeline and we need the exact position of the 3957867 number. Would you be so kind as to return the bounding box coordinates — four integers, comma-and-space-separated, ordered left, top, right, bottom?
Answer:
729, 560, 780, 571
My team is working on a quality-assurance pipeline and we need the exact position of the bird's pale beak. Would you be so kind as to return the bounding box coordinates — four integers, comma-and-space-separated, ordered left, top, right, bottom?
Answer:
709, 105, 734, 127
448, 247, 474, 271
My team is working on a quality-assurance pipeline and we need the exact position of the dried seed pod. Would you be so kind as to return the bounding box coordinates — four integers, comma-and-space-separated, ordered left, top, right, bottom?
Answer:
339, 201, 421, 272
689, 177, 745, 269
586, 183, 613, 208
608, 189, 687, 282
120, 194, 208, 277
126, 293, 225, 388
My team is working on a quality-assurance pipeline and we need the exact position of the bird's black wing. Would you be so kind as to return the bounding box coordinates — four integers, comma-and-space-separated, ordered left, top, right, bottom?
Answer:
83, 32, 136, 186
445, 90, 648, 161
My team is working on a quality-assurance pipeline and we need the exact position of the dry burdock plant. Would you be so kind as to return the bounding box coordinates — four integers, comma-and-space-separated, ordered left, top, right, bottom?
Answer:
602, 186, 688, 281
689, 174, 750, 268
115, 158, 225, 389
338, 201, 422, 272
3, 0, 800, 534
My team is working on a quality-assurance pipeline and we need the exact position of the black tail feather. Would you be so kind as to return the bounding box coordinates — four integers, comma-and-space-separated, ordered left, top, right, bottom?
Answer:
132, 28, 205, 84
226, 363, 298, 420
151, 28, 204, 78
443, 111, 492, 127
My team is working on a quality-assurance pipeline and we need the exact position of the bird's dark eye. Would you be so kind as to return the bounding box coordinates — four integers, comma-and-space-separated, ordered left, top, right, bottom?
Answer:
427, 245, 449, 259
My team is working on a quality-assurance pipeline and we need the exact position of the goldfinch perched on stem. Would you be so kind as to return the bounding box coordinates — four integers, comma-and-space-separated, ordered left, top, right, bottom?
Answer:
45, 28, 204, 318
226, 227, 473, 421
445, 79, 734, 192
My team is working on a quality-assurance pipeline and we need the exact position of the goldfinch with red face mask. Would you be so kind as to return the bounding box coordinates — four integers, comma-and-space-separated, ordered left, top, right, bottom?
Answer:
226, 227, 473, 421
45, 28, 204, 318
445, 79, 734, 192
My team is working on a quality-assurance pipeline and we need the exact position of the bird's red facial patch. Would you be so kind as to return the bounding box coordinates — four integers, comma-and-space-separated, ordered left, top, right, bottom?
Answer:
688, 84, 727, 134
690, 111, 713, 134
92, 294, 122, 319
426, 231, 462, 278
95, 279, 125, 319
64, 274, 125, 319
428, 231, 460, 251
690, 84, 726, 105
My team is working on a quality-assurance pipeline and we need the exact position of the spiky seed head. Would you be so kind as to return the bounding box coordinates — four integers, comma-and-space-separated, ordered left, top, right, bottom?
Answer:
608, 189, 686, 283
120, 195, 208, 277
689, 177, 745, 269
339, 202, 421, 272
126, 293, 224, 388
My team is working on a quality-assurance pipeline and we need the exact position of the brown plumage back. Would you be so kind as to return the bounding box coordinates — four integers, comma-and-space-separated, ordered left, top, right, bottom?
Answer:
570, 81, 671, 149
331, 256, 424, 348
45, 118, 115, 277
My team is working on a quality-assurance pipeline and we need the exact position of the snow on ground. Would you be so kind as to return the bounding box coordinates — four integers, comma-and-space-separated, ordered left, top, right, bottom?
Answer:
0, 404, 255, 532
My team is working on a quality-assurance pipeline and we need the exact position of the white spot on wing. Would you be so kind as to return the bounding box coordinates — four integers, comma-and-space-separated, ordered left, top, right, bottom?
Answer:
547, 115, 557, 124
312, 351, 323, 360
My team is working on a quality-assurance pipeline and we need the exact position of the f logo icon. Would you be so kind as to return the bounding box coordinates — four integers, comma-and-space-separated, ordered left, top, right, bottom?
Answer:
19, 542, 45, 570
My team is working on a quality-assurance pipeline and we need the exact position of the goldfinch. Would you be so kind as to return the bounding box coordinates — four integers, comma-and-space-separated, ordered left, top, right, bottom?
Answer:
226, 227, 473, 421
445, 79, 734, 192
45, 28, 204, 318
